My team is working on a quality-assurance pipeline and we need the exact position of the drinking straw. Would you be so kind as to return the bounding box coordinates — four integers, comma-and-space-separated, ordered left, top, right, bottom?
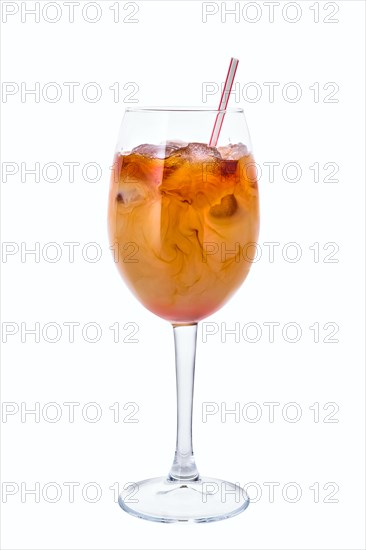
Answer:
209, 58, 239, 147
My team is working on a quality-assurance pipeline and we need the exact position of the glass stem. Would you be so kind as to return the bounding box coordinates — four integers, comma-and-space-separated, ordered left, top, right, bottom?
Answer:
168, 323, 200, 482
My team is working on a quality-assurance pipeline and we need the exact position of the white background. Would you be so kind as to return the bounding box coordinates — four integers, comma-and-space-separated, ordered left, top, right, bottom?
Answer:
1, 1, 365, 549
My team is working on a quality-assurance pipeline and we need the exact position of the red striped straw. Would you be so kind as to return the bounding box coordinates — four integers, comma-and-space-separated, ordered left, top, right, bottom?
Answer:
209, 57, 239, 147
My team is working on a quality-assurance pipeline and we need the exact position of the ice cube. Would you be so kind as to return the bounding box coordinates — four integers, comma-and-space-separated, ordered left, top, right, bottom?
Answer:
131, 143, 175, 159
161, 142, 221, 184
218, 143, 248, 160
169, 142, 222, 162
164, 140, 188, 150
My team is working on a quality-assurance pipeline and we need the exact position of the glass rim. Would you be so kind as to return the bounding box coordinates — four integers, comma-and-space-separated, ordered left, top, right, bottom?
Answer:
125, 106, 245, 113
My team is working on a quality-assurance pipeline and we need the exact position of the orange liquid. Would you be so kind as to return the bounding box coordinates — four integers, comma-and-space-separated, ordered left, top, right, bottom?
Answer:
108, 143, 259, 323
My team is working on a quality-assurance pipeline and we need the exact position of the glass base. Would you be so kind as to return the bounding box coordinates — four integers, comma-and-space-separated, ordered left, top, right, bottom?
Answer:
119, 476, 250, 523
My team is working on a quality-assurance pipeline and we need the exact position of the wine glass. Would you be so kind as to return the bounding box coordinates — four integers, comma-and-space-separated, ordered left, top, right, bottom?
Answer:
108, 107, 259, 522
